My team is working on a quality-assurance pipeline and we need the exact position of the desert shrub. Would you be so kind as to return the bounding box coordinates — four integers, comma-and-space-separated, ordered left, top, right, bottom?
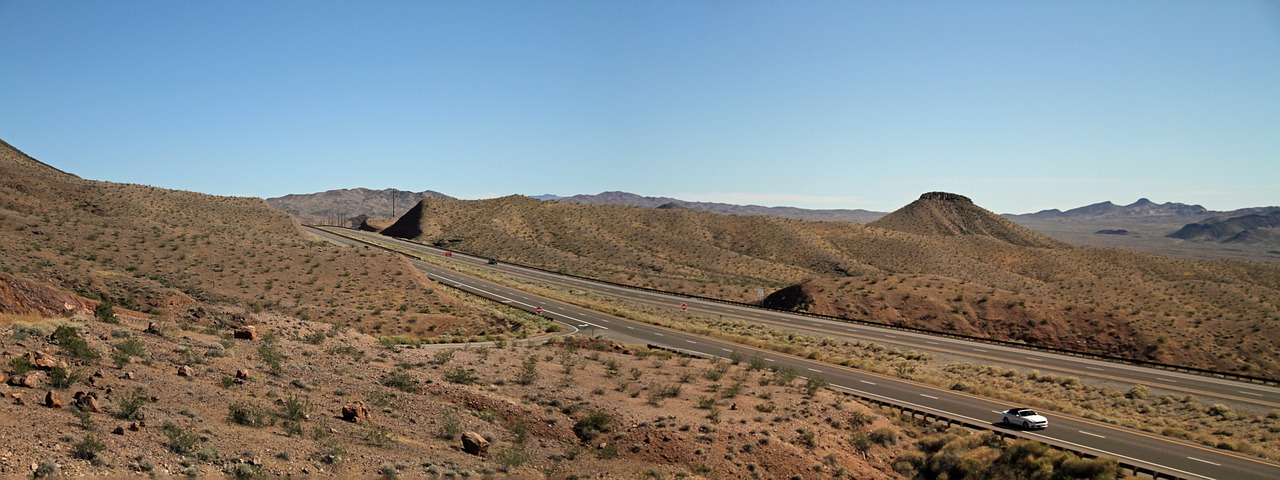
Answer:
227, 401, 269, 427
162, 420, 201, 455
438, 410, 461, 440
114, 387, 148, 420
7, 356, 35, 375
71, 434, 106, 460
444, 367, 478, 385
48, 366, 81, 389
870, 427, 898, 446
279, 394, 310, 421
53, 325, 100, 362
574, 411, 613, 442
803, 375, 828, 398
258, 344, 284, 375
382, 370, 419, 392
95, 302, 118, 324
492, 444, 530, 471
516, 355, 539, 385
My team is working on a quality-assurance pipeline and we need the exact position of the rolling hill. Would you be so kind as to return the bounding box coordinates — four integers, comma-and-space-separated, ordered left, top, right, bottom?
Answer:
382, 193, 1280, 377
266, 188, 452, 226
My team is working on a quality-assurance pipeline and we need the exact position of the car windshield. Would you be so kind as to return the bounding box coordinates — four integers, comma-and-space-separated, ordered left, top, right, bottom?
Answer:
1018, 411, 1038, 417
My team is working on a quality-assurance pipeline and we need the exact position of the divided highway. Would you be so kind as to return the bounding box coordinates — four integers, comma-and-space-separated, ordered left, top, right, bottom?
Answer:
307, 226, 1280, 480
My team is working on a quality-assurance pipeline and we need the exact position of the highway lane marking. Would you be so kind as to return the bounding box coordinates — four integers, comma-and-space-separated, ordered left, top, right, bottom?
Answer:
1086, 367, 1104, 371
829, 385, 1217, 480
722, 348, 733, 352
1157, 378, 1178, 383
920, 394, 939, 399
686, 340, 697, 344
1025, 357, 1041, 361
653, 333, 664, 337
972, 348, 987, 352
1239, 391, 1264, 397
626, 326, 634, 330
860, 380, 876, 385
1078, 431, 1105, 439
884, 334, 897, 338
765, 358, 775, 362
807, 368, 822, 373
925, 341, 940, 345
1187, 457, 1221, 467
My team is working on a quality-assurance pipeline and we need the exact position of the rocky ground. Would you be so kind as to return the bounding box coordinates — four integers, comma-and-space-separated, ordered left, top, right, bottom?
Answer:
0, 310, 914, 478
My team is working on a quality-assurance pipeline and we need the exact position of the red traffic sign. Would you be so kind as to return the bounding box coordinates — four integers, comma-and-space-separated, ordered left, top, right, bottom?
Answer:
535, 306, 543, 314
680, 303, 688, 311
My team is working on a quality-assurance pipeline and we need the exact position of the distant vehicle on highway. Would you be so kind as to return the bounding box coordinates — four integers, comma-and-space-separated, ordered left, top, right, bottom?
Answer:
1000, 408, 1048, 429
487, 259, 498, 265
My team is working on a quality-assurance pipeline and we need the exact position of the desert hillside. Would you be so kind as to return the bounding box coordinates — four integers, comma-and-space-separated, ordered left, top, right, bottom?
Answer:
0, 140, 514, 340
382, 193, 1280, 377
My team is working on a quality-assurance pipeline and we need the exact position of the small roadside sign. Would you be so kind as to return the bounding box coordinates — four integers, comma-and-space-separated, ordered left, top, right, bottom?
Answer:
535, 306, 543, 315
680, 303, 688, 311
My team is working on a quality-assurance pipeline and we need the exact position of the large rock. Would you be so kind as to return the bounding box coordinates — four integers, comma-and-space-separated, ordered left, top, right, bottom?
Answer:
8, 371, 44, 388
177, 365, 195, 377
341, 401, 369, 423
26, 351, 65, 370
44, 390, 63, 409
233, 326, 258, 340
73, 391, 101, 412
461, 431, 489, 456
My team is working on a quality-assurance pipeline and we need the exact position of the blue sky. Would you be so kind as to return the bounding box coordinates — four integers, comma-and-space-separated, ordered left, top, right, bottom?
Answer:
2, 1, 1277, 213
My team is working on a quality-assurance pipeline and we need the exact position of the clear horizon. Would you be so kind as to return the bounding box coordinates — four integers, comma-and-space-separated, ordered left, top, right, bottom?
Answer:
2, 1, 1277, 214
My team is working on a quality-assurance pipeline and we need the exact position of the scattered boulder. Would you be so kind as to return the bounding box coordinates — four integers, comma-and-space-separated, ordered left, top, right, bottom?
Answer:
461, 431, 489, 456
235, 369, 250, 380
11, 392, 23, 405
122, 372, 135, 380
341, 401, 369, 423
128, 422, 141, 431
44, 390, 63, 409
177, 366, 194, 377
233, 326, 258, 340
8, 371, 44, 388
111, 426, 125, 435
73, 391, 101, 412
26, 351, 64, 370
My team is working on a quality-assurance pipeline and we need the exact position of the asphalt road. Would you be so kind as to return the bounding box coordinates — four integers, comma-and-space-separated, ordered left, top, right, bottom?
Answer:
306, 226, 1280, 480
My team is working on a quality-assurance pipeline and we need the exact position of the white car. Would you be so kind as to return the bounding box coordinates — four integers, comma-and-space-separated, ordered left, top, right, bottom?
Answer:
1000, 408, 1048, 429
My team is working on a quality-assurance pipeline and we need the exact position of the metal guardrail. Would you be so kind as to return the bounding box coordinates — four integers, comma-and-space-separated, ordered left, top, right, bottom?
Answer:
310, 225, 1280, 387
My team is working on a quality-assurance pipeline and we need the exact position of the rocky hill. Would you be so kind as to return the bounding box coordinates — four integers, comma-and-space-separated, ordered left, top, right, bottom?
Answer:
382, 193, 1280, 377
0, 140, 504, 340
266, 188, 452, 226
868, 192, 1063, 249
550, 191, 886, 223
1168, 210, 1280, 244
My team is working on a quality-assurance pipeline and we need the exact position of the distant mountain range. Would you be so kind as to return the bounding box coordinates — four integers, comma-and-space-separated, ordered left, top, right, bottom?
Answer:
538, 191, 886, 224
265, 188, 452, 226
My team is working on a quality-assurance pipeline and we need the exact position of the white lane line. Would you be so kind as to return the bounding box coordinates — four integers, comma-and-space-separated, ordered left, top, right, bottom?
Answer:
920, 394, 939, 400
860, 380, 876, 385
1187, 457, 1221, 467
807, 368, 822, 373
828, 385, 1216, 480
721, 348, 733, 352
653, 333, 664, 337
1239, 391, 1264, 397
686, 340, 697, 344
626, 326, 634, 330
1157, 377, 1178, 383
972, 348, 987, 352
765, 358, 775, 362
1025, 357, 1041, 361
1078, 430, 1105, 439
885, 334, 897, 338
925, 341, 940, 345
1085, 367, 1104, 371
544, 311, 609, 330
